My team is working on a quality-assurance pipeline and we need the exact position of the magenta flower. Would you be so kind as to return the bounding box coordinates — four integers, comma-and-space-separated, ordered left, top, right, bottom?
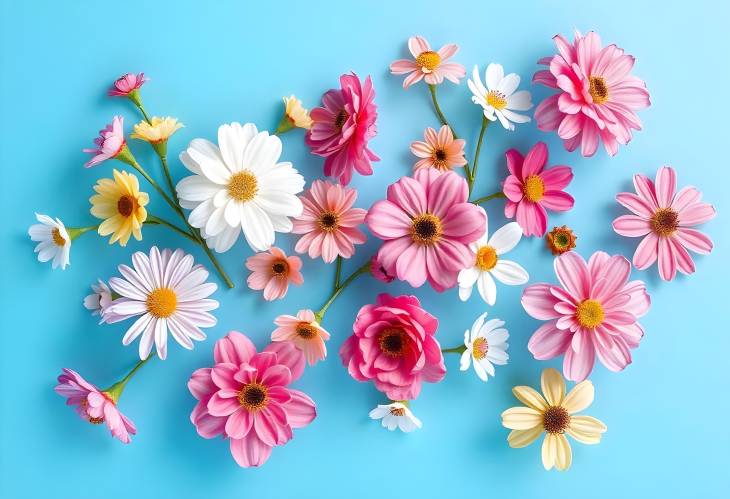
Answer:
54, 368, 136, 444
533, 30, 650, 157
522, 251, 651, 382
370, 254, 395, 283
108, 72, 147, 97
306, 73, 379, 185
390, 35, 466, 88
612, 166, 716, 281
502, 142, 574, 237
340, 293, 446, 400
366, 169, 486, 291
189, 332, 315, 468
82, 115, 128, 168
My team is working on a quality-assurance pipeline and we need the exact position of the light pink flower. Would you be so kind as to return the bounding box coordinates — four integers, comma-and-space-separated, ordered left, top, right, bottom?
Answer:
82, 115, 128, 168
108, 72, 147, 97
188, 332, 314, 468
410, 125, 467, 172
533, 30, 650, 157
292, 180, 367, 263
390, 35, 466, 88
306, 73, 379, 185
502, 142, 574, 237
340, 293, 446, 400
522, 251, 651, 382
245, 247, 303, 301
272, 310, 330, 366
54, 368, 136, 444
366, 169, 486, 291
612, 166, 716, 281
370, 254, 394, 283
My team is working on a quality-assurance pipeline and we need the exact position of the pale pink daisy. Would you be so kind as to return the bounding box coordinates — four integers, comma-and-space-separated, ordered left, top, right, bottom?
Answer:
272, 309, 330, 366
108, 72, 147, 97
410, 125, 467, 172
83, 115, 132, 168
390, 35, 466, 88
84, 279, 114, 322
612, 166, 716, 281
245, 247, 303, 301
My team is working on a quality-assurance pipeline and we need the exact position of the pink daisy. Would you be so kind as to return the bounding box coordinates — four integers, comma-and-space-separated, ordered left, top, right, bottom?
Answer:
305, 73, 379, 185
291, 180, 367, 263
522, 251, 651, 382
410, 125, 467, 172
612, 166, 716, 281
366, 169, 486, 291
82, 115, 130, 168
108, 72, 147, 97
245, 247, 303, 301
502, 142, 574, 237
533, 30, 651, 157
272, 309, 330, 366
390, 35, 466, 88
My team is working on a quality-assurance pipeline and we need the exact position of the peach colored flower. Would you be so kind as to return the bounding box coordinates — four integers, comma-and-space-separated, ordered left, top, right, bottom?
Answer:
272, 309, 330, 366
410, 125, 466, 172
245, 247, 303, 301
390, 36, 466, 88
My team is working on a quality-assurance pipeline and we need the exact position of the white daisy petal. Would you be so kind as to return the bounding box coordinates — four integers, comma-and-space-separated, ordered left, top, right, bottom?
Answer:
460, 349, 472, 371
502, 109, 532, 124
187, 147, 229, 185
507, 90, 533, 111
473, 359, 489, 381
458, 267, 480, 288
486, 63, 504, 90
491, 260, 529, 285
477, 272, 497, 305
488, 222, 523, 254
498, 72, 520, 96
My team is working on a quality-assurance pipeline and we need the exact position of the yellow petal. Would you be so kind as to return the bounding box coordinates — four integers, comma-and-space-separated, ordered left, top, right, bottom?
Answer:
541, 433, 556, 470
541, 368, 565, 406
567, 415, 606, 445
507, 426, 543, 448
562, 380, 594, 414
555, 433, 572, 471
501, 406, 543, 430
513, 385, 548, 412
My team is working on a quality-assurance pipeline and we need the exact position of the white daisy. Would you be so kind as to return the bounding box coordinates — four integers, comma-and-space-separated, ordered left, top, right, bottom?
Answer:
28, 213, 71, 270
176, 122, 305, 253
83, 279, 114, 322
460, 312, 509, 382
458, 221, 528, 305
369, 402, 422, 432
103, 246, 219, 360
468, 63, 532, 130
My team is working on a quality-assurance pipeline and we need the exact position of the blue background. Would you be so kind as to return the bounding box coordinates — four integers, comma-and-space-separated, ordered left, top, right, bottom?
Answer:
2, 0, 728, 497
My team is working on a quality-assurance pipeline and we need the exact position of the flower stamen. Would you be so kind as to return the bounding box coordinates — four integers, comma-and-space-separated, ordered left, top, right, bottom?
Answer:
472, 337, 489, 360
486, 90, 508, 110
51, 227, 67, 247
146, 287, 178, 318
271, 260, 289, 276
475, 245, 498, 271
543, 406, 570, 434
238, 383, 268, 411
117, 195, 137, 217
589, 76, 609, 104
228, 171, 258, 202
318, 212, 340, 232
523, 175, 545, 202
650, 208, 679, 237
378, 328, 406, 357
416, 51, 441, 71
295, 322, 317, 340
575, 299, 604, 329
411, 213, 442, 245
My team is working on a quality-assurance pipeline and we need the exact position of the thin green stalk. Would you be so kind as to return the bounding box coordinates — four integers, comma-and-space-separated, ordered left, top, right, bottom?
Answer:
441, 345, 467, 354
469, 116, 489, 193
104, 354, 154, 403
334, 256, 343, 288
315, 259, 371, 322
427, 84, 473, 184
145, 215, 197, 242
159, 155, 180, 205
67, 225, 100, 240
471, 191, 506, 205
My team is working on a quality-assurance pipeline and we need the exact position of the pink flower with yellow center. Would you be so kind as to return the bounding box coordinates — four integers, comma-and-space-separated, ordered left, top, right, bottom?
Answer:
245, 247, 303, 301
410, 125, 467, 172
108, 72, 147, 97
390, 35, 466, 88
272, 309, 330, 366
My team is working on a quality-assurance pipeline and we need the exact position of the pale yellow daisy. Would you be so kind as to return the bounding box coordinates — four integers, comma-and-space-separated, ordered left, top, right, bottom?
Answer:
501, 368, 607, 471
131, 116, 184, 143
90, 169, 149, 246
283, 95, 313, 130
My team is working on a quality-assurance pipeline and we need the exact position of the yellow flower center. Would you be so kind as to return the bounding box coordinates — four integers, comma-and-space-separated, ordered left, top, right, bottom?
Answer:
416, 50, 441, 71
238, 383, 268, 411
411, 214, 442, 245
88, 416, 105, 425
389, 407, 406, 417
228, 171, 258, 202
543, 406, 571, 434
146, 287, 178, 318
295, 322, 317, 340
486, 90, 508, 110
575, 299, 604, 329
475, 245, 498, 271
379, 328, 406, 357
51, 227, 66, 247
523, 175, 545, 202
589, 76, 609, 104
318, 211, 340, 232
472, 337, 489, 360
431, 148, 449, 170
117, 194, 138, 217
650, 208, 679, 237
271, 259, 289, 276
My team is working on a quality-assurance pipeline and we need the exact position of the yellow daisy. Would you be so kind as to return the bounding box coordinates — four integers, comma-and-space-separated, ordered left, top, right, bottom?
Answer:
90, 169, 149, 246
501, 368, 607, 471
130, 116, 184, 144
283, 95, 313, 130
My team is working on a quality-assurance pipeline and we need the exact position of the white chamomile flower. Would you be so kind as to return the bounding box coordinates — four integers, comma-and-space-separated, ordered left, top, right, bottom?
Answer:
460, 312, 509, 382
84, 279, 114, 322
369, 401, 422, 432
458, 220, 528, 305
176, 122, 305, 253
468, 63, 532, 130
28, 213, 71, 270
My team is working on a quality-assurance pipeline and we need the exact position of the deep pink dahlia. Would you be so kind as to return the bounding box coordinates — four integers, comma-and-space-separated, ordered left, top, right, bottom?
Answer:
108, 72, 147, 97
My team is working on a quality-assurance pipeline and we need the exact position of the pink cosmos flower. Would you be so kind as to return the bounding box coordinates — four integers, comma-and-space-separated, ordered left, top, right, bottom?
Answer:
522, 251, 651, 382
390, 35, 466, 88
272, 309, 330, 366
292, 180, 367, 263
189, 332, 313, 468
502, 142, 574, 237
340, 293, 446, 400
108, 72, 147, 97
83, 115, 128, 168
306, 73, 379, 185
54, 368, 136, 444
366, 169, 486, 291
612, 166, 716, 281
410, 125, 467, 172
245, 247, 303, 301
370, 254, 394, 283
533, 30, 650, 157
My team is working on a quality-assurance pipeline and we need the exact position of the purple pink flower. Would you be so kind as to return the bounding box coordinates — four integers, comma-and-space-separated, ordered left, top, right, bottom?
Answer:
370, 254, 395, 283
410, 125, 467, 172
272, 310, 330, 366
390, 36, 466, 88
83, 115, 128, 168
108, 73, 147, 97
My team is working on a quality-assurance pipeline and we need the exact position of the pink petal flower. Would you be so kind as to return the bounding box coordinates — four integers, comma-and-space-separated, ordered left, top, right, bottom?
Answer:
410, 125, 467, 172
245, 247, 303, 301
82, 115, 127, 168
272, 310, 330, 366
108, 72, 147, 97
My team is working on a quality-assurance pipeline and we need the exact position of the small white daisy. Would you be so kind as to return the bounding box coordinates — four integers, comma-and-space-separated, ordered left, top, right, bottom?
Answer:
458, 220, 528, 305
460, 312, 509, 382
103, 246, 219, 360
176, 122, 305, 253
468, 63, 532, 130
28, 213, 71, 270
83, 279, 114, 322
369, 401, 422, 432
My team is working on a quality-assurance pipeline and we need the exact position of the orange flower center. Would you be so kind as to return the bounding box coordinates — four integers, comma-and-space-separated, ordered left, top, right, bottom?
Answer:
238, 383, 269, 411
117, 194, 138, 217
547, 226, 577, 255
523, 175, 545, 202
575, 299, 604, 329
378, 328, 407, 357
228, 171, 258, 202
416, 51, 441, 71
486, 90, 508, 110
334, 110, 349, 131
431, 148, 449, 170
146, 287, 177, 318
650, 208, 679, 237
543, 406, 571, 434
318, 211, 340, 232
472, 337, 489, 360
389, 407, 406, 417
51, 227, 67, 247
271, 259, 289, 276
411, 213, 442, 245
295, 322, 317, 340
589, 76, 609, 104
475, 245, 498, 271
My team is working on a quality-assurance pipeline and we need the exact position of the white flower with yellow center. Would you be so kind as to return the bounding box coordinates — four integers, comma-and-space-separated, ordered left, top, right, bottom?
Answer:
468, 63, 532, 130
460, 312, 509, 382
28, 213, 71, 270
176, 122, 305, 253
501, 368, 607, 471
130, 116, 184, 144
103, 246, 219, 360
458, 220, 528, 305
369, 401, 422, 432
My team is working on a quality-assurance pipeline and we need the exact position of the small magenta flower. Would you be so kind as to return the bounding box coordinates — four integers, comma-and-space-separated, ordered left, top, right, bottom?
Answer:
108, 72, 147, 99
83, 116, 135, 168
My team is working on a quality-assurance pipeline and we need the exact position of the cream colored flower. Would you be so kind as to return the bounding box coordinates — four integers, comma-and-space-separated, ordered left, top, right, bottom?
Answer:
283, 95, 313, 129
131, 116, 184, 143
501, 368, 606, 471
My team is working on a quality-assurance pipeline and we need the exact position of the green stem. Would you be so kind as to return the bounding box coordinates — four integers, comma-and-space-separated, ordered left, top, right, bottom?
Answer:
469, 116, 489, 194
471, 191, 507, 205
103, 354, 154, 403
315, 259, 371, 322
131, 161, 179, 213
145, 215, 197, 242
159, 155, 180, 205
441, 345, 467, 354
427, 84, 473, 185
67, 225, 100, 240
334, 256, 343, 288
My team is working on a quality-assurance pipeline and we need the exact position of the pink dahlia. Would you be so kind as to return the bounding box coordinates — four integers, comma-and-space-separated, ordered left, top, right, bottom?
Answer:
533, 30, 650, 157
292, 179, 367, 263
54, 368, 136, 444
245, 247, 303, 301
502, 142, 574, 237
272, 309, 330, 366
366, 169, 486, 291
189, 332, 314, 468
108, 72, 147, 97
306, 73, 379, 185
389, 35, 466, 88
83, 115, 129, 168
612, 166, 716, 281
410, 125, 467, 172
340, 293, 445, 400
522, 251, 651, 382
